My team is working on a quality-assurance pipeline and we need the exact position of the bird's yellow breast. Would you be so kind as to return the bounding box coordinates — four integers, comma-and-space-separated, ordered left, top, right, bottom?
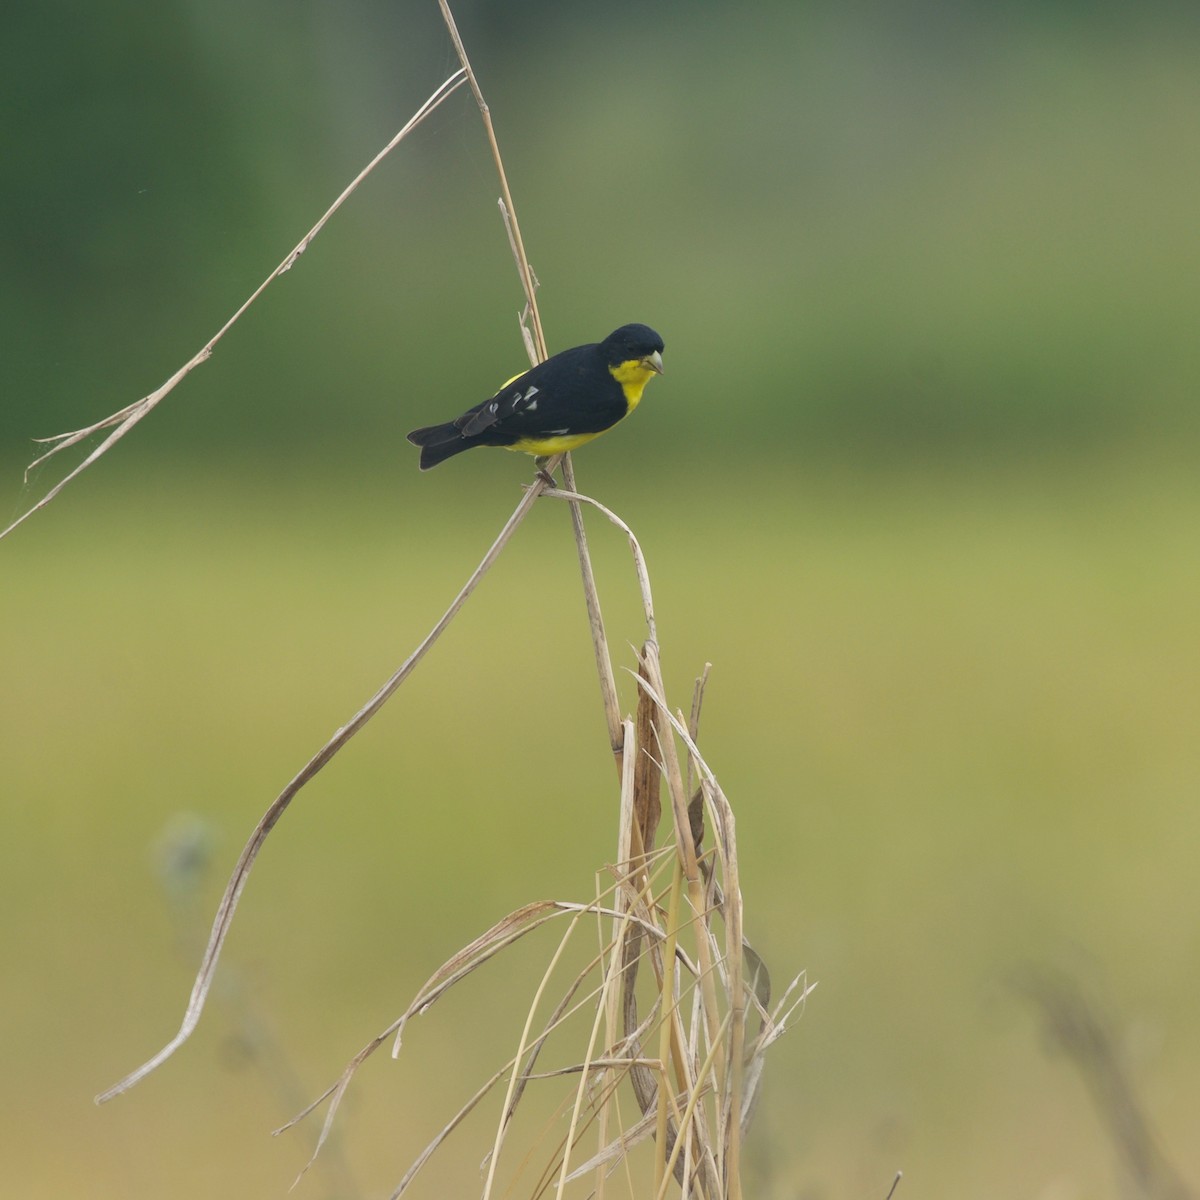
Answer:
608, 358, 658, 412
506, 430, 603, 456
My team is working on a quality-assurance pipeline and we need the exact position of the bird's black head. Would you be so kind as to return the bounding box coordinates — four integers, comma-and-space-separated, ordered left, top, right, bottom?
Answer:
600, 323, 665, 367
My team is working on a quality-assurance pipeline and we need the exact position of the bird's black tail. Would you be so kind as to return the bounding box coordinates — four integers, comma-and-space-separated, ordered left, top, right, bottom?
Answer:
406, 422, 470, 470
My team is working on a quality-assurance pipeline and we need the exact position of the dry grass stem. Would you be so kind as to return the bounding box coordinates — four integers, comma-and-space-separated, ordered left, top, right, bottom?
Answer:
551, 902, 641, 1200
481, 909, 589, 1200
391, 1065, 511, 1198
543, 484, 657, 644
437, 0, 545, 362
95, 471, 563, 1104
279, 896, 656, 1188
439, 0, 626, 772
560, 457, 627, 761
2, 70, 467, 543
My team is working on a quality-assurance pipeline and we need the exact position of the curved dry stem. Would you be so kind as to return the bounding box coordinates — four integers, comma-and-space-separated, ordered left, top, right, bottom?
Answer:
629, 661, 755, 1196
290, 893, 670, 1196
480, 910, 587, 1200
390, 1063, 511, 1199
558, 459, 626, 760
3, 70, 467, 543
437, 0, 545, 362
542, 484, 657, 644
284, 898, 608, 1188
437, 2, 626, 782
95, 465, 560, 1104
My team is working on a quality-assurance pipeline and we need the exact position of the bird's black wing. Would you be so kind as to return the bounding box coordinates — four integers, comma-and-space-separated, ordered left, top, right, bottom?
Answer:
458, 373, 547, 437
457, 344, 624, 443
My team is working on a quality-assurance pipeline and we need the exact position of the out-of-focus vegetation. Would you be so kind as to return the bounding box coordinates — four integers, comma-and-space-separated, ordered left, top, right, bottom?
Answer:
3, 3, 1199, 1198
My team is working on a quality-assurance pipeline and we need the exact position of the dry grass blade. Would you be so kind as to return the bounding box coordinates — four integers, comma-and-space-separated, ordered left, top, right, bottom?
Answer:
278, 900, 592, 1186
549, 892, 649, 1200
480, 883, 687, 1200
491, 889, 649, 1154
629, 651, 760, 1198
741, 972, 815, 1136
561, 1102, 669, 1183
653, 1007, 731, 1200
391, 1064, 511, 1199
437, 0, 544, 362
542, 485, 657, 642
560, 456, 626, 763
482, 907, 594, 1199
277, 893, 671, 1187
633, 658, 664, 859
438, 0, 627, 779
492, 880, 674, 1150
2, 70, 467, 543
686, 662, 712, 805
95, 478, 562, 1104
641, 645, 723, 1067
615, 727, 723, 1196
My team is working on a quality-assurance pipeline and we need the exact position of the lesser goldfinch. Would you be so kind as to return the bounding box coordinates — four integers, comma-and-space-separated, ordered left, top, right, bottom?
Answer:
407, 323, 665, 471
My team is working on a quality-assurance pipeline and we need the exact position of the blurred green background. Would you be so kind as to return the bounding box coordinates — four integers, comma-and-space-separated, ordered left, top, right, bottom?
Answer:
4, 2, 1199, 1197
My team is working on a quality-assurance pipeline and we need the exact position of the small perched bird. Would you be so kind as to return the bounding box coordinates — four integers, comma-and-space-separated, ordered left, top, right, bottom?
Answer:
407, 323, 665, 471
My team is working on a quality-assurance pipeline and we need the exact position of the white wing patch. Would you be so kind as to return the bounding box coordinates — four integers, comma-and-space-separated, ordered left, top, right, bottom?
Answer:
503, 384, 540, 415
459, 383, 545, 436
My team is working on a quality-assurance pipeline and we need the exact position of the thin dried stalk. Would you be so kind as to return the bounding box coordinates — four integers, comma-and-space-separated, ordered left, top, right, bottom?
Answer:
481, 909, 588, 1200
561, 455, 626, 763
542, 485, 658, 644
492, 874, 671, 1152
391, 1064, 511, 1199
653, 1009, 732, 1200
563, 1103, 667, 1183
2, 70, 467, 543
599, 724, 637, 1200
551, 899, 642, 1200
95, 474, 560, 1104
278, 895, 664, 1188
686, 664, 712, 800
396, 907, 681, 1200
653, 854, 687, 1196
614, 661, 723, 1200
437, 0, 544, 361
381, 878, 671, 1198
642, 643, 725, 1095
437, 0, 625, 771
632, 662, 760, 1194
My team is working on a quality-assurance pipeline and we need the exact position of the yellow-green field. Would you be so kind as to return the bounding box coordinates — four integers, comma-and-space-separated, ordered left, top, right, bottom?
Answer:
5, 450, 1198, 1197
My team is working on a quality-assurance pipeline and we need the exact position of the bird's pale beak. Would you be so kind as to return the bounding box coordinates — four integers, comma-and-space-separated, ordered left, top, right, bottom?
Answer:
643, 350, 664, 375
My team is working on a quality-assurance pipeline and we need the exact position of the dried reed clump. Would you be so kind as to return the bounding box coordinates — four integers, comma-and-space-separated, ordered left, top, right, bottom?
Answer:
267, 518, 808, 1198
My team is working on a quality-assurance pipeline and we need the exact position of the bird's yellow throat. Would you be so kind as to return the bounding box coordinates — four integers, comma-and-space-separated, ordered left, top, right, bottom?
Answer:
608, 358, 658, 412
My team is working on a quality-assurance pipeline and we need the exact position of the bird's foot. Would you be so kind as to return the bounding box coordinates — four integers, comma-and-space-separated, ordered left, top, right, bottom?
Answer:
534, 457, 558, 489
